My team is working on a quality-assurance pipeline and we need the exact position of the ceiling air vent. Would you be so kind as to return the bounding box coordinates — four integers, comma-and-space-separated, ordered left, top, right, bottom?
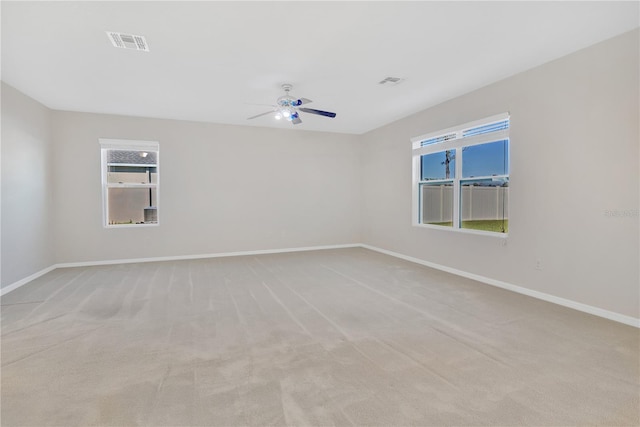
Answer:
106, 31, 150, 52
378, 77, 404, 86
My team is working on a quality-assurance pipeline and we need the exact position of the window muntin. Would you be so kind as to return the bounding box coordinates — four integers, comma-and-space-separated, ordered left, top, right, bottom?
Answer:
99, 140, 159, 227
412, 114, 509, 235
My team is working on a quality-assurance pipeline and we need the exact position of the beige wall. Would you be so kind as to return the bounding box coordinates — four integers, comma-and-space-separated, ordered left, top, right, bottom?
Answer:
2, 29, 638, 321
1, 83, 55, 287
361, 29, 639, 318
51, 113, 362, 263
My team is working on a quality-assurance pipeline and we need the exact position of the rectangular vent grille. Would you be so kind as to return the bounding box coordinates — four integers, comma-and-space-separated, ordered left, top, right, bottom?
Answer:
378, 76, 404, 85
107, 32, 149, 52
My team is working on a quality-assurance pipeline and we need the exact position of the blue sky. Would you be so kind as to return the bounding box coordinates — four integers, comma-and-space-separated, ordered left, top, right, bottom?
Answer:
421, 140, 508, 181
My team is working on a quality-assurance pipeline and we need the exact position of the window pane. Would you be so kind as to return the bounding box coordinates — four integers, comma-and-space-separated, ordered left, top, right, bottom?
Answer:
460, 178, 508, 233
107, 150, 157, 165
420, 182, 453, 226
462, 140, 508, 178
462, 119, 509, 137
108, 187, 157, 225
107, 165, 157, 184
420, 150, 456, 180
107, 149, 158, 184
420, 133, 457, 147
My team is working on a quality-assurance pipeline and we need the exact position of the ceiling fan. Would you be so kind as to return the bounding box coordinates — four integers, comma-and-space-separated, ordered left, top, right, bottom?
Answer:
247, 84, 336, 125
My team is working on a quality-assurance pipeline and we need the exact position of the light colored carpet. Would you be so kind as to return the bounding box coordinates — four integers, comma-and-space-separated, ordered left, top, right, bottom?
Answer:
1, 248, 638, 426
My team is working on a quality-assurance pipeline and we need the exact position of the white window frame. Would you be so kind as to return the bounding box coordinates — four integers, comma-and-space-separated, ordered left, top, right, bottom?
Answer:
99, 138, 160, 228
411, 113, 510, 236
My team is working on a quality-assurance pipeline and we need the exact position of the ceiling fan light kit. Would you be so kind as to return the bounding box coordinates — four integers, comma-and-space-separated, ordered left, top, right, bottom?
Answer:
247, 84, 336, 126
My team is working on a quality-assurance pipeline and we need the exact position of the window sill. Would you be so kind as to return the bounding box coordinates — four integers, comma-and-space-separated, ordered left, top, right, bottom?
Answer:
104, 223, 159, 229
413, 223, 508, 238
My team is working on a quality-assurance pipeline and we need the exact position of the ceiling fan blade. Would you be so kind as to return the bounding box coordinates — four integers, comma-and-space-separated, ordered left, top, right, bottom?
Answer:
299, 107, 336, 118
296, 98, 312, 105
247, 110, 274, 120
291, 116, 302, 125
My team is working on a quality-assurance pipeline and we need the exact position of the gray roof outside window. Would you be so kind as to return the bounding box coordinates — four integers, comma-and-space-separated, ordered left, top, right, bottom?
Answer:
107, 150, 157, 165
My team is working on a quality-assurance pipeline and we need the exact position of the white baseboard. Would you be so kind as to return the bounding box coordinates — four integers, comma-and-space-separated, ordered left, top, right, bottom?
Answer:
1, 244, 361, 296
0, 265, 57, 297
360, 244, 640, 328
55, 244, 360, 268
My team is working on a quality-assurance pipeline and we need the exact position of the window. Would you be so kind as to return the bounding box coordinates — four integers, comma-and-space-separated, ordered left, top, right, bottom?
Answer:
412, 113, 509, 234
99, 139, 159, 227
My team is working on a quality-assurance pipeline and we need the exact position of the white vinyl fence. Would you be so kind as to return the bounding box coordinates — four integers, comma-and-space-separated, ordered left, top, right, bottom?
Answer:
422, 185, 509, 223
108, 188, 157, 224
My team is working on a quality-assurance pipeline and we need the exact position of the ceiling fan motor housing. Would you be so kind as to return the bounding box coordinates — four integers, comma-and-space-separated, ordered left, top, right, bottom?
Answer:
247, 83, 335, 124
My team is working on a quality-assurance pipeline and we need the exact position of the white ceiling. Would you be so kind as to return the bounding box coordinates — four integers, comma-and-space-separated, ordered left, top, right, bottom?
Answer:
2, 1, 638, 134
